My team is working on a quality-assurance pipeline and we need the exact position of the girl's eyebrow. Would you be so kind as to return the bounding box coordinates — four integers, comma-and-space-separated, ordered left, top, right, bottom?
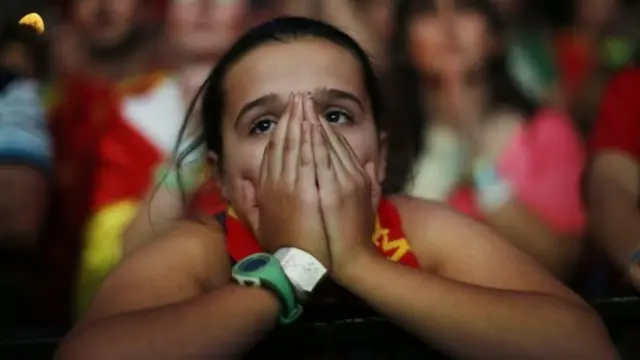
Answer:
235, 87, 365, 126
312, 88, 364, 111
234, 93, 283, 126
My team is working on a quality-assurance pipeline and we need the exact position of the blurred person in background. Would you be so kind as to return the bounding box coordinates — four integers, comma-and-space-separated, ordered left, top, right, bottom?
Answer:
554, 0, 638, 131
121, 0, 246, 258
283, 0, 388, 67
168, 0, 247, 101
383, 0, 585, 279
47, 0, 196, 319
587, 68, 640, 292
496, 0, 565, 110
0, 15, 51, 325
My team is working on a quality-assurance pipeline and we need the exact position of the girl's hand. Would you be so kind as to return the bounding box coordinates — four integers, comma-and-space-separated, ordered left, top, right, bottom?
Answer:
309, 102, 379, 277
243, 93, 330, 268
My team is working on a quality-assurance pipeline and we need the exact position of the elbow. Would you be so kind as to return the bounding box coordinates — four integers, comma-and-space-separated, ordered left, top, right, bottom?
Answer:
559, 305, 617, 359
55, 324, 114, 360
55, 335, 91, 360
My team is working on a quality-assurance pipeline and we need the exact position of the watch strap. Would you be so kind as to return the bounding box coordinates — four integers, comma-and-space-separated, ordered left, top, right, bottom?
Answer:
274, 247, 327, 300
231, 253, 302, 325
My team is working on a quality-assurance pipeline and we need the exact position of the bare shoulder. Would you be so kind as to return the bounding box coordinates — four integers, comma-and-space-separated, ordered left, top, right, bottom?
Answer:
81, 219, 231, 324
390, 195, 494, 269
389, 195, 581, 300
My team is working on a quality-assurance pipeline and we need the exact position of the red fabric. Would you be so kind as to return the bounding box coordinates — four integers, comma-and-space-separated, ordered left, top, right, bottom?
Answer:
589, 69, 640, 158
497, 110, 586, 234
191, 181, 226, 215
40, 72, 177, 324
448, 186, 481, 220
224, 198, 420, 269
553, 31, 596, 103
91, 117, 161, 211
40, 76, 114, 324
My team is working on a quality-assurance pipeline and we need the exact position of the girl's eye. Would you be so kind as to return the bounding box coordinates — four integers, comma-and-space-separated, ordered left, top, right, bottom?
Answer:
324, 110, 353, 124
249, 118, 276, 135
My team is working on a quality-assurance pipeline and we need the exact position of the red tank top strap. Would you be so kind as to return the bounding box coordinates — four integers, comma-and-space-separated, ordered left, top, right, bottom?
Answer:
374, 198, 421, 268
223, 208, 263, 262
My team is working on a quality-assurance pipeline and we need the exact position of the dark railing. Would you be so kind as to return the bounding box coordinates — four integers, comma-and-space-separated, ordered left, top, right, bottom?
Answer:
1, 296, 639, 359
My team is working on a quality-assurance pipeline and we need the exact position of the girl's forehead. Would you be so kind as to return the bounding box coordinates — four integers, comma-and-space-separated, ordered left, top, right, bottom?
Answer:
222, 40, 368, 111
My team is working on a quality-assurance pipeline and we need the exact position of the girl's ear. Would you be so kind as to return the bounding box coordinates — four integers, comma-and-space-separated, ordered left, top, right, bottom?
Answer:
207, 151, 228, 199
377, 131, 388, 184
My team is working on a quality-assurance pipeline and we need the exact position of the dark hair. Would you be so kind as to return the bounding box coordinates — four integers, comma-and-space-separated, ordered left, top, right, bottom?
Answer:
0, 22, 48, 80
381, 0, 537, 194
175, 16, 382, 174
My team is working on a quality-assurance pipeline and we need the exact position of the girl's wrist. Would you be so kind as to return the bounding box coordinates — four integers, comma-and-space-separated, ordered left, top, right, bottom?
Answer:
473, 159, 513, 213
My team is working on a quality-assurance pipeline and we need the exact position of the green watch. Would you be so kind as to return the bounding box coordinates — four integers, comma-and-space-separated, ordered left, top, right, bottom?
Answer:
231, 253, 303, 325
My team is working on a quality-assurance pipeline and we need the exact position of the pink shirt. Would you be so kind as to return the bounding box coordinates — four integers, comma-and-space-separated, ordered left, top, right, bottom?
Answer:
448, 109, 586, 235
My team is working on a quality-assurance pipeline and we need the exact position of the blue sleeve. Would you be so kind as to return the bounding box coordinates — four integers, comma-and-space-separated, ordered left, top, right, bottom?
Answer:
0, 79, 52, 171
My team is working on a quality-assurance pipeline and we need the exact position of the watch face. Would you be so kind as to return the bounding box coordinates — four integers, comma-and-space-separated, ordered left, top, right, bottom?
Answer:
240, 254, 270, 272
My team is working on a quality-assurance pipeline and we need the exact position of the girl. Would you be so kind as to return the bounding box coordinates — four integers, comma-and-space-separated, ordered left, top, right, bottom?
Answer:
122, 0, 388, 257
57, 17, 614, 360
383, 0, 586, 279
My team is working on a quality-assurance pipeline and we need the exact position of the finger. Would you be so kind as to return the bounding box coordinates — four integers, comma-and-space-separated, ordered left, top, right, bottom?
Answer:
312, 123, 338, 196
364, 161, 381, 209
334, 129, 363, 171
312, 123, 330, 170
282, 93, 304, 186
241, 179, 259, 233
297, 121, 316, 193
259, 141, 269, 187
324, 130, 351, 186
303, 93, 318, 123
316, 115, 356, 174
267, 93, 294, 180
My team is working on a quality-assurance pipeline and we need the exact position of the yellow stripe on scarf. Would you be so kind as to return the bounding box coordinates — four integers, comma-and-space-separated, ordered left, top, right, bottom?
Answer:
76, 201, 138, 317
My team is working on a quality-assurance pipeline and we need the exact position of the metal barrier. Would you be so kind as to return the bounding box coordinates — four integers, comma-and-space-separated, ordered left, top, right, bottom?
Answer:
1, 296, 639, 359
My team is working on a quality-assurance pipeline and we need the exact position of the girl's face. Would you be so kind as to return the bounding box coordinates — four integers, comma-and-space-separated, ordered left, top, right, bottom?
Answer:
215, 39, 386, 221
408, 0, 491, 77
168, 0, 247, 59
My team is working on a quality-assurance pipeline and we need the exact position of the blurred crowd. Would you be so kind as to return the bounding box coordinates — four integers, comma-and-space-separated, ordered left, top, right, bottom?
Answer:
0, 0, 638, 331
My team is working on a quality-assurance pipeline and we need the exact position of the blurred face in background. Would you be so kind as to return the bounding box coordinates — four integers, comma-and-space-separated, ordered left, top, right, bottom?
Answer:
0, 43, 34, 76
490, 0, 519, 17
73, 0, 141, 52
168, 0, 247, 61
355, 0, 393, 45
577, 0, 618, 30
407, 0, 491, 78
